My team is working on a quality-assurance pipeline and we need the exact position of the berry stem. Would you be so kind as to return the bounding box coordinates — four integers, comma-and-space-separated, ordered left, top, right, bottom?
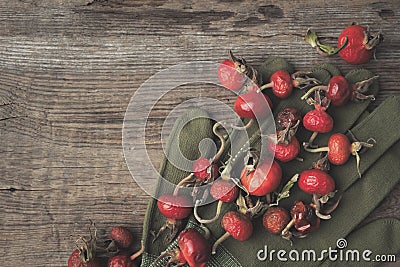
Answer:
303, 131, 319, 149
173, 173, 195, 196
301, 85, 327, 101
211, 231, 231, 254
130, 242, 145, 261
231, 118, 255, 130
211, 122, 226, 164
310, 200, 332, 220
281, 218, 295, 237
194, 200, 223, 224
259, 82, 273, 91
304, 29, 348, 56
292, 71, 321, 90
304, 146, 330, 153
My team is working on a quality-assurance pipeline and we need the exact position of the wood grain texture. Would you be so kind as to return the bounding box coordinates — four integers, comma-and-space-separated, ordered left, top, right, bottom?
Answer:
0, 0, 399, 266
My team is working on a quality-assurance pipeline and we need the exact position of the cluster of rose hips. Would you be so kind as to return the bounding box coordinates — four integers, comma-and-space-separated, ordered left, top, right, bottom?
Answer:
151, 23, 381, 267
68, 23, 382, 267
68, 222, 141, 267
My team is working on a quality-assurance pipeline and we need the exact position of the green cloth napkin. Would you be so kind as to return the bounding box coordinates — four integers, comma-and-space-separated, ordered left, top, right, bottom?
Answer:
139, 77, 399, 266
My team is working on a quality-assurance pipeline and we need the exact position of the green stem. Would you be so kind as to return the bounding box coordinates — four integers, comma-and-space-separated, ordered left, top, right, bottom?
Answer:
304, 29, 349, 56
301, 85, 327, 100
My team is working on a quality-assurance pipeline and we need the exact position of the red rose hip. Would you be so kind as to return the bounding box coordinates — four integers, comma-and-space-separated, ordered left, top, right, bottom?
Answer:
338, 24, 383, 65
260, 70, 294, 98
263, 207, 291, 234
212, 211, 253, 254
240, 159, 282, 196
298, 169, 335, 196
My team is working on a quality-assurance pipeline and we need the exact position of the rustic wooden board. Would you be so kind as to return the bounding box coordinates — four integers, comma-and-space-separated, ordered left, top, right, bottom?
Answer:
0, 0, 399, 266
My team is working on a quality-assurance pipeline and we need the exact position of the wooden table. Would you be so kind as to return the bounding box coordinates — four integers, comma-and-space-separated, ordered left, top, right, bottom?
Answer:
1, 1, 399, 266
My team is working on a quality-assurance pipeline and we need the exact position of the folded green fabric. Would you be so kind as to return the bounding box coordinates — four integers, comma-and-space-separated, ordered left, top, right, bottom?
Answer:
141, 109, 216, 257
209, 97, 400, 267
139, 76, 399, 266
319, 218, 400, 267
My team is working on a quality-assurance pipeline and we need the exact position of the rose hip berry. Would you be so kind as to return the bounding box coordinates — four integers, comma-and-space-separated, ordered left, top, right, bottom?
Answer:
194, 179, 239, 224
212, 211, 253, 254
338, 24, 383, 65
178, 229, 211, 267
68, 222, 100, 267
68, 249, 101, 267
281, 200, 321, 240
157, 194, 192, 220
268, 134, 300, 163
260, 69, 294, 98
302, 76, 352, 107
218, 59, 246, 91
154, 194, 192, 243
108, 254, 137, 267
290, 200, 321, 235
240, 159, 282, 196
109, 226, 134, 249
303, 100, 334, 148
305, 133, 375, 177
234, 91, 273, 119
218, 51, 258, 91
327, 133, 352, 165
277, 107, 302, 130
304, 24, 383, 65
303, 106, 333, 134
262, 207, 291, 235
210, 179, 239, 203
193, 157, 219, 181
160, 229, 211, 267
298, 169, 335, 196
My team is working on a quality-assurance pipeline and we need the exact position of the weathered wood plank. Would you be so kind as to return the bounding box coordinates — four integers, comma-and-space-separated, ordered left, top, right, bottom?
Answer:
0, 0, 399, 266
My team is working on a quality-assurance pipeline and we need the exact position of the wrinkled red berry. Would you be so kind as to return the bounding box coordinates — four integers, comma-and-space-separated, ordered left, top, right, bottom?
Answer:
240, 160, 282, 196
262, 207, 291, 234
109, 226, 134, 249
157, 194, 192, 220
298, 169, 335, 196
193, 157, 219, 181
222, 211, 253, 241
269, 70, 293, 98
268, 135, 300, 163
218, 59, 246, 90
68, 249, 101, 267
338, 25, 382, 65
234, 91, 272, 119
210, 179, 239, 203
177, 229, 211, 267
303, 107, 333, 133
326, 76, 351, 106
